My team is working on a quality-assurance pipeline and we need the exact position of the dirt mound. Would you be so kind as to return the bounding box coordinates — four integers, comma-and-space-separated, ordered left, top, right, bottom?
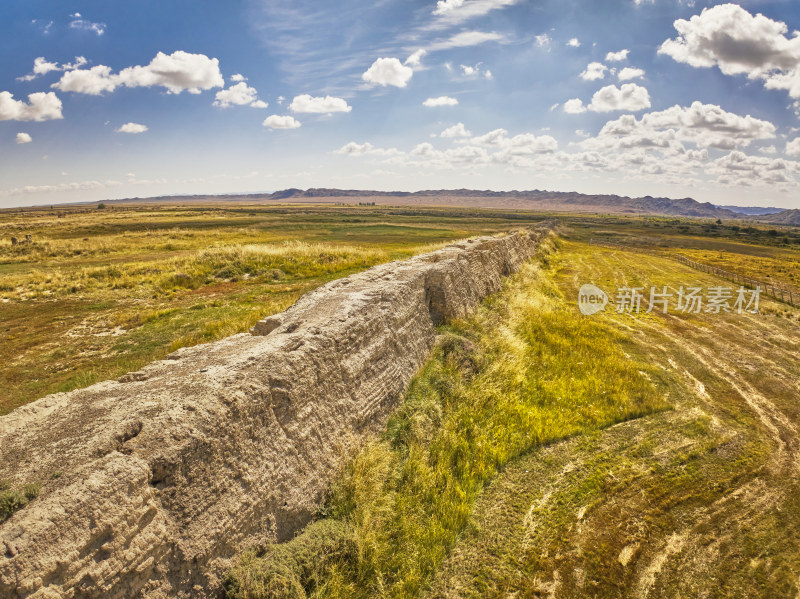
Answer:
0, 225, 550, 598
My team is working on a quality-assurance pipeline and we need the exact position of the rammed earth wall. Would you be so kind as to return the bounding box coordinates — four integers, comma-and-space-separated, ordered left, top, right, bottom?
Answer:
0, 225, 550, 598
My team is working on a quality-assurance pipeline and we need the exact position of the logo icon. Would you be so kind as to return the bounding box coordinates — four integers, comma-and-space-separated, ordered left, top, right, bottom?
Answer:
579, 284, 608, 316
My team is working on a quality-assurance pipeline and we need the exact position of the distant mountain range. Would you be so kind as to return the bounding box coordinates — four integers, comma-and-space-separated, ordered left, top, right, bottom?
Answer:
758, 209, 800, 226
262, 188, 746, 219
104, 188, 798, 224
715, 205, 784, 216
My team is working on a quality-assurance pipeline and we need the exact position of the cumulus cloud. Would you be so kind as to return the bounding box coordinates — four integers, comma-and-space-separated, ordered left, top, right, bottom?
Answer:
567, 38, 581, 48
598, 101, 776, 149
117, 51, 224, 94
433, 0, 464, 15
710, 151, 796, 186
564, 85, 650, 114
605, 49, 630, 62
214, 82, 267, 108
786, 138, 800, 157
15, 132, 32, 144
0, 91, 63, 121
440, 123, 471, 138
53, 51, 224, 95
580, 62, 608, 81
263, 114, 301, 129
563, 98, 587, 114
588, 84, 651, 112
230, 73, 246, 82
362, 57, 414, 87
659, 4, 800, 99
18, 56, 88, 82
423, 96, 458, 107
54, 65, 119, 95
289, 94, 352, 113
116, 122, 148, 134
618, 67, 645, 80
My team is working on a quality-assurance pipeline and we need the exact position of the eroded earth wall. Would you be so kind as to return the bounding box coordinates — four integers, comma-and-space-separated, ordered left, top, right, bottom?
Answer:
0, 225, 549, 598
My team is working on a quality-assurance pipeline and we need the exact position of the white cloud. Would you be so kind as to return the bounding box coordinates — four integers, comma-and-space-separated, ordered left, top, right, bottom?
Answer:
335, 141, 400, 156
214, 82, 268, 108
423, 96, 458, 107
428, 31, 504, 51
0, 91, 63, 121
117, 51, 224, 94
230, 73, 246, 82
289, 94, 352, 113
605, 49, 630, 62
54, 51, 225, 96
580, 62, 608, 81
405, 49, 427, 68
563, 98, 587, 114
440, 123, 472, 138
362, 57, 414, 87
15, 132, 32, 144
433, 0, 465, 15
263, 114, 301, 129
567, 38, 581, 48
69, 15, 106, 36
116, 122, 148, 134
429, 0, 518, 26
53, 65, 117, 95
710, 151, 796, 186
17, 57, 59, 81
598, 101, 776, 149
588, 84, 651, 112
484, 69, 493, 80
659, 4, 800, 100
786, 138, 800, 157
618, 67, 645, 81
535, 33, 551, 49
18, 56, 88, 82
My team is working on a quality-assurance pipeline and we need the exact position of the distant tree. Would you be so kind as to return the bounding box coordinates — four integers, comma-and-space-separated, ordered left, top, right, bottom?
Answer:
97, 203, 107, 210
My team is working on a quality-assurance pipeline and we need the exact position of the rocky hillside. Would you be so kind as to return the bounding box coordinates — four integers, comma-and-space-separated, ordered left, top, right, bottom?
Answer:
759, 209, 800, 226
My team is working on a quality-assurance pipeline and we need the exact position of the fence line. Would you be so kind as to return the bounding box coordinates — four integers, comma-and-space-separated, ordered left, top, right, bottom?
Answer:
589, 239, 799, 308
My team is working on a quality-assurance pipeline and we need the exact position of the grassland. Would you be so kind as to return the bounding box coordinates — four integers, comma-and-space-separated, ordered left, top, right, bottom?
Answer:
0, 203, 546, 414
224, 217, 800, 598
5, 200, 800, 596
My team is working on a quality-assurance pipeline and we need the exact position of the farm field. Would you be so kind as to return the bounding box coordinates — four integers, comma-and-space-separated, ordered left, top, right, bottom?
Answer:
224, 219, 800, 598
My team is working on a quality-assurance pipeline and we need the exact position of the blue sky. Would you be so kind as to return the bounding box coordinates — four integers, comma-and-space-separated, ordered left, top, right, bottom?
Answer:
3, 0, 800, 208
